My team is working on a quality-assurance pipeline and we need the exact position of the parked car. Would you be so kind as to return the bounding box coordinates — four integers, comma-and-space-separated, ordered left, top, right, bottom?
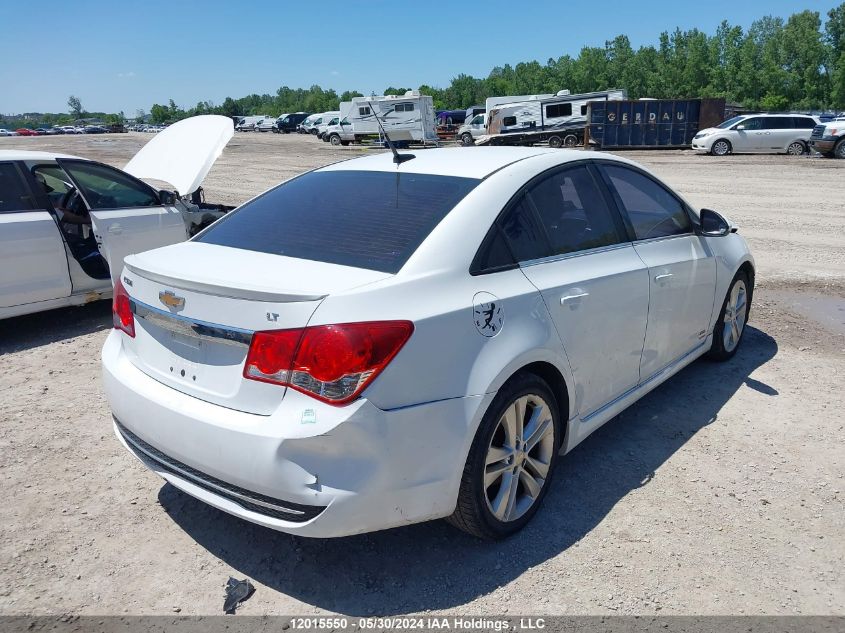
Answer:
46, 127, 65, 135
34, 128, 49, 135
297, 114, 320, 133
0, 115, 235, 320
15, 128, 38, 136
316, 115, 340, 140
254, 118, 277, 132
59, 126, 78, 134
274, 112, 310, 133
102, 147, 755, 539
808, 116, 845, 158
457, 113, 487, 146
324, 118, 354, 145
83, 125, 108, 134
692, 113, 819, 156
303, 112, 338, 135
235, 115, 268, 132
0, 129, 17, 136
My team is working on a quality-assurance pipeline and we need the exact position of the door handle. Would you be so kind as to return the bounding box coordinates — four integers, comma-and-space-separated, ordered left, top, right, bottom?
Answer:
560, 292, 589, 305
654, 273, 673, 282
107, 224, 123, 235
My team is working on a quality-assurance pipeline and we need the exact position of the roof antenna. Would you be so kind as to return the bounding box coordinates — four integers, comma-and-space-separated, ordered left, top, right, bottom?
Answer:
367, 100, 415, 165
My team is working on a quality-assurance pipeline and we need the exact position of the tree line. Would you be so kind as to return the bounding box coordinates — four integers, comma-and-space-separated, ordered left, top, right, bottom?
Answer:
159, 5, 845, 122
3, 4, 843, 129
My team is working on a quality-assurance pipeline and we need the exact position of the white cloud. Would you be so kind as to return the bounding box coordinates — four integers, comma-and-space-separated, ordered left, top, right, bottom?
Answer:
117, 71, 136, 78
330, 70, 339, 76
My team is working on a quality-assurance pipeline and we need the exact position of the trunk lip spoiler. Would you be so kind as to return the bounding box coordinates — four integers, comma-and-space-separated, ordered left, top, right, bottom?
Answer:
124, 261, 329, 303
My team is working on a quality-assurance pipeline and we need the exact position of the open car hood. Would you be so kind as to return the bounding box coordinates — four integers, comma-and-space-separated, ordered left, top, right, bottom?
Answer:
123, 115, 233, 196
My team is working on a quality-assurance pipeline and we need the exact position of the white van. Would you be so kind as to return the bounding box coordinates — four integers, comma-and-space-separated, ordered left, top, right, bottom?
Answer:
692, 113, 819, 155
235, 115, 269, 132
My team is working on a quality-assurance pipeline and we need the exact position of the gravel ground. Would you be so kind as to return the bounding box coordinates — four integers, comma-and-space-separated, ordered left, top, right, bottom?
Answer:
0, 132, 843, 616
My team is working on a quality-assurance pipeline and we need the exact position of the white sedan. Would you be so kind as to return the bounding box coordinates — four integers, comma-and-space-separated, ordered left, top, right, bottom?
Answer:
0, 116, 234, 320
102, 147, 754, 539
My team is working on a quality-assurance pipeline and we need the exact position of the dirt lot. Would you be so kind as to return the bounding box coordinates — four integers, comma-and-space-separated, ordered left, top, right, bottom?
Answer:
0, 132, 843, 616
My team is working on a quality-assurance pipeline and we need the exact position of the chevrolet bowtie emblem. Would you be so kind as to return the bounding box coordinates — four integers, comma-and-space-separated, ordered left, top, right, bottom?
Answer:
159, 290, 185, 311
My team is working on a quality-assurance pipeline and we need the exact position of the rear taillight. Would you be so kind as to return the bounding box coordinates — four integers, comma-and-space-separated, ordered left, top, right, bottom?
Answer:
112, 279, 135, 337
243, 321, 413, 405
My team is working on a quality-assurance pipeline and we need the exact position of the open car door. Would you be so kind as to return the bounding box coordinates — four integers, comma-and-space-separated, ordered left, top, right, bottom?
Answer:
56, 158, 187, 286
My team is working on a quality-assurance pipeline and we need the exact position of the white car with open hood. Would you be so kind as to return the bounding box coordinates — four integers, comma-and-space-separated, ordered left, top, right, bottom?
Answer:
0, 115, 234, 320
103, 147, 755, 539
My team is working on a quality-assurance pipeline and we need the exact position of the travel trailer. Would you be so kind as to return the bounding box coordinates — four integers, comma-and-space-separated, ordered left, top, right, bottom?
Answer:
342, 91, 438, 145
486, 89, 627, 136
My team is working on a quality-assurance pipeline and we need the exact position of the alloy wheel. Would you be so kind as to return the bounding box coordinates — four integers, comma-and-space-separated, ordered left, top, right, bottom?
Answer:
712, 140, 730, 156
787, 141, 805, 155
483, 394, 555, 523
722, 279, 747, 353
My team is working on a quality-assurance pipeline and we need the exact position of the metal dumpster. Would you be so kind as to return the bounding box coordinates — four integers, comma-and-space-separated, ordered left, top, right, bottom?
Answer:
587, 98, 726, 149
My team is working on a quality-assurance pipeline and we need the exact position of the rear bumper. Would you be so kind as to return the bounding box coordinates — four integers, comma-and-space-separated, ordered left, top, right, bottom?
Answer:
102, 330, 491, 537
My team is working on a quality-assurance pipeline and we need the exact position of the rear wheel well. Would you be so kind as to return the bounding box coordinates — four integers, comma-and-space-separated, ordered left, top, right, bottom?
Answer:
512, 361, 569, 426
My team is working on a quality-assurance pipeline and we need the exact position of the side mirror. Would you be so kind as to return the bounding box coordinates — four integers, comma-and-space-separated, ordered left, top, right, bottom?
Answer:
699, 208, 731, 237
158, 190, 177, 205
735, 124, 746, 131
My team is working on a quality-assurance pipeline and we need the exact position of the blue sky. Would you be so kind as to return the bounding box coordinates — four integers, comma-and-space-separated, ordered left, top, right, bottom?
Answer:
1, 0, 839, 114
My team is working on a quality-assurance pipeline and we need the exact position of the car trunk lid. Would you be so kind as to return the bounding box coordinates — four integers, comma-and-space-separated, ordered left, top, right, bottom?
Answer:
119, 242, 392, 414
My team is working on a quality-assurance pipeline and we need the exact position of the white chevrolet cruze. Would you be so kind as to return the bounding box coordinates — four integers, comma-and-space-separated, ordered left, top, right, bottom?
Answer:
103, 147, 754, 539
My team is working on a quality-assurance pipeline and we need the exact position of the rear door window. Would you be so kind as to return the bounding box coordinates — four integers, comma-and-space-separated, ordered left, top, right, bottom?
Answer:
792, 117, 816, 129
0, 163, 35, 212
196, 170, 480, 273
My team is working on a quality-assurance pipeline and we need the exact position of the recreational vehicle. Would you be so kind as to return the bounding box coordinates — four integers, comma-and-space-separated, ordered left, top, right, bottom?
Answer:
486, 89, 627, 136
343, 91, 438, 145
470, 89, 627, 147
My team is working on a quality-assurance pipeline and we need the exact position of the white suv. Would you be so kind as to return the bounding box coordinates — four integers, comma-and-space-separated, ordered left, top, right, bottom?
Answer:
692, 113, 819, 156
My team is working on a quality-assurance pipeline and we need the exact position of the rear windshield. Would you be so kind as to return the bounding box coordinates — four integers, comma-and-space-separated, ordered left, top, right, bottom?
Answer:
196, 170, 481, 273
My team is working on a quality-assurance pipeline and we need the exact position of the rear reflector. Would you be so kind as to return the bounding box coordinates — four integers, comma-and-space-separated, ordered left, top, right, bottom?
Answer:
112, 279, 135, 338
243, 321, 413, 405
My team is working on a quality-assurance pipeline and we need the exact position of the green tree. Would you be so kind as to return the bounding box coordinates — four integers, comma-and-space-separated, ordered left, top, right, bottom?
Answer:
149, 103, 170, 124
67, 95, 83, 118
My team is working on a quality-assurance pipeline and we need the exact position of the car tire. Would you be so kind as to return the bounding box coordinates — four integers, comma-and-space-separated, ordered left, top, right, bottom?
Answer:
707, 270, 751, 362
786, 141, 806, 155
835, 138, 845, 159
329, 134, 342, 146
461, 133, 474, 146
548, 135, 562, 148
447, 372, 562, 540
710, 139, 732, 156
563, 133, 578, 148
